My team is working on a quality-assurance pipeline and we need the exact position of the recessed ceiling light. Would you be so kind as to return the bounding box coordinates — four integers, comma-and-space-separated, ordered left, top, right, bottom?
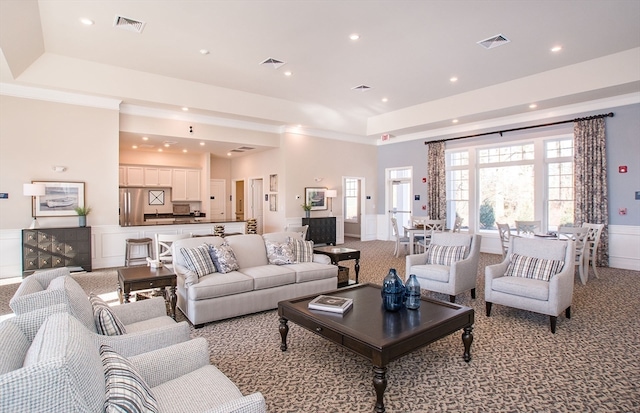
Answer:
199, 49, 209, 55
142, 136, 149, 141
182, 149, 188, 153
452, 119, 459, 124
381, 97, 388, 102
181, 107, 189, 111
227, 152, 232, 156
158, 148, 163, 152
199, 142, 205, 146
132, 145, 138, 149
164, 143, 170, 147
349, 33, 360, 40
284, 71, 292, 76
551, 46, 562, 53
529, 103, 538, 109
80, 18, 94, 26
450, 76, 458, 83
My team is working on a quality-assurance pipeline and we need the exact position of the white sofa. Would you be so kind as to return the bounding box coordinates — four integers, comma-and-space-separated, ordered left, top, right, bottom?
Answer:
172, 232, 338, 327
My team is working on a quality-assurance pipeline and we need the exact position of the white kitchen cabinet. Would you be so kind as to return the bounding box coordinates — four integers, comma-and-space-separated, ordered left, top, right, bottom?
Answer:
120, 166, 144, 186
144, 167, 172, 186
172, 168, 200, 201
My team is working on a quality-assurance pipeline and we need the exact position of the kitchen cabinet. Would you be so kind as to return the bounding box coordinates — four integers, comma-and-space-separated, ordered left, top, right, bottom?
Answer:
120, 166, 144, 186
172, 168, 200, 201
144, 167, 172, 187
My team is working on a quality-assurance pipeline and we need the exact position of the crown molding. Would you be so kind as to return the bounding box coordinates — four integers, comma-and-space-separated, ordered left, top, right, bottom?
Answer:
0, 82, 121, 110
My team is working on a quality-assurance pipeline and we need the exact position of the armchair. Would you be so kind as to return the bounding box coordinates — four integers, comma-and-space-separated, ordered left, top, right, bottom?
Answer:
406, 232, 481, 303
485, 237, 575, 333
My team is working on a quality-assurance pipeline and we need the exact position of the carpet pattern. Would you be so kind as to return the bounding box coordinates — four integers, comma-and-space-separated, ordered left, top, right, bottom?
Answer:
1, 238, 639, 412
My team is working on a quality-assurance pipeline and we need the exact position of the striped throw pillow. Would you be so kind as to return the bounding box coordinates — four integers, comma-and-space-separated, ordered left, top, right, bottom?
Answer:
89, 293, 126, 336
101, 344, 159, 413
180, 244, 216, 278
288, 237, 314, 263
505, 253, 565, 282
426, 244, 467, 266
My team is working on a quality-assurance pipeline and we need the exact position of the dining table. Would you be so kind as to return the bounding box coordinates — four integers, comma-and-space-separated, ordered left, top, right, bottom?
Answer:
402, 225, 425, 254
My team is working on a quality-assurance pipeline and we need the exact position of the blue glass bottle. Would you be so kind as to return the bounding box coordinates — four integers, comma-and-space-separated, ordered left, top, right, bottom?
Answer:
405, 274, 421, 310
381, 268, 405, 312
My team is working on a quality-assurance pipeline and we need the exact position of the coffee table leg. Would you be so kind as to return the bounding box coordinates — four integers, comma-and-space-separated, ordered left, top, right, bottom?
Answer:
355, 258, 360, 283
462, 326, 473, 362
168, 286, 177, 320
373, 366, 387, 413
279, 317, 289, 351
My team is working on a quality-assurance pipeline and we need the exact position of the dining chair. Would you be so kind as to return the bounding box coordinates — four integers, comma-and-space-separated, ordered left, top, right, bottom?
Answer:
582, 223, 605, 282
452, 216, 463, 233
557, 226, 589, 284
284, 224, 309, 240
155, 233, 191, 265
391, 217, 411, 257
415, 219, 446, 253
496, 223, 511, 258
515, 220, 542, 236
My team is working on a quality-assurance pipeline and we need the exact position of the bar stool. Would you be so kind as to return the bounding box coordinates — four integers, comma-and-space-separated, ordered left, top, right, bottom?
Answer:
124, 237, 153, 266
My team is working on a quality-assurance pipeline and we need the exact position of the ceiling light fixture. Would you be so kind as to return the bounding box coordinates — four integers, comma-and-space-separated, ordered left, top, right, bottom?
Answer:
182, 107, 189, 111
182, 149, 188, 153
551, 46, 562, 52
164, 143, 170, 147
199, 142, 205, 146
142, 136, 148, 141
199, 49, 209, 55
381, 97, 388, 102
349, 33, 360, 40
529, 103, 538, 109
284, 71, 292, 76
80, 18, 94, 26
450, 76, 458, 83
452, 119, 459, 124
227, 152, 232, 156
158, 148, 163, 152
132, 145, 138, 149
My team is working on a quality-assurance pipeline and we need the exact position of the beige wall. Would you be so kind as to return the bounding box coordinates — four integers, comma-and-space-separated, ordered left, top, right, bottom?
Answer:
0, 95, 119, 229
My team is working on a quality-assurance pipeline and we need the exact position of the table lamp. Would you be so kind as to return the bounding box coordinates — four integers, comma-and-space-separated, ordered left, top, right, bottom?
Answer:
23, 183, 46, 229
325, 190, 337, 216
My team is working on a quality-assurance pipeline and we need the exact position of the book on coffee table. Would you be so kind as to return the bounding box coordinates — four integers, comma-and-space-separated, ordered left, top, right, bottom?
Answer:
308, 295, 353, 314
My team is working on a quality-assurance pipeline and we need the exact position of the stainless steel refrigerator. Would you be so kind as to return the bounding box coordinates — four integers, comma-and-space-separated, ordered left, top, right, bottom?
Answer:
119, 187, 146, 226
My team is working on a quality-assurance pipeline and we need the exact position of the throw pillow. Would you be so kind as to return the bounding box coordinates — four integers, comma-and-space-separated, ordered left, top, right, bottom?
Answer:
89, 293, 126, 336
180, 244, 216, 278
426, 244, 467, 266
505, 253, 565, 282
100, 344, 159, 413
265, 239, 295, 265
288, 237, 314, 263
209, 241, 240, 274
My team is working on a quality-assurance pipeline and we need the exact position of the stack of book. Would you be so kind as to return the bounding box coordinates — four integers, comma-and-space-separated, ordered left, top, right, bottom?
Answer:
308, 295, 353, 314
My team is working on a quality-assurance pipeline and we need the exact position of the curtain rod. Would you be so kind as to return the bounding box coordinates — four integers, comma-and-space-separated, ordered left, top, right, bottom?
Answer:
424, 112, 614, 145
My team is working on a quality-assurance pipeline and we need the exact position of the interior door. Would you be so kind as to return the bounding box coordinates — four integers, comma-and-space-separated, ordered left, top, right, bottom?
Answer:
209, 179, 226, 220
250, 178, 264, 234
389, 178, 412, 235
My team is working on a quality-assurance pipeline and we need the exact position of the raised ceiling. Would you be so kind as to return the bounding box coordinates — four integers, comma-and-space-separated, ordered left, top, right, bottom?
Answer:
1, 0, 639, 156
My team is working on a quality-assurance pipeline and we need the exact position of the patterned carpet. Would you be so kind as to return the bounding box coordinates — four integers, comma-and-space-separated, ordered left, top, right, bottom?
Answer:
1, 237, 639, 412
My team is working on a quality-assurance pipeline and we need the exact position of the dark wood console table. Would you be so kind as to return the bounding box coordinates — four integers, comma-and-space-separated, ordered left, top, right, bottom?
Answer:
22, 227, 92, 276
302, 217, 336, 245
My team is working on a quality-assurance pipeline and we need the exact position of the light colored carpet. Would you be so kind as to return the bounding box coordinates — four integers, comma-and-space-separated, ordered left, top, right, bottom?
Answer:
2, 237, 639, 412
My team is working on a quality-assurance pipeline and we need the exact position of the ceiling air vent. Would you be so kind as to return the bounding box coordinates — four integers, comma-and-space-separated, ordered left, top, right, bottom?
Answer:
230, 149, 244, 153
351, 84, 372, 92
477, 34, 510, 49
237, 146, 255, 150
260, 58, 286, 69
113, 15, 146, 33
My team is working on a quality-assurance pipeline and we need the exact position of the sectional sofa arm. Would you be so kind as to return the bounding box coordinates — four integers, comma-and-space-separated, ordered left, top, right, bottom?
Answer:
9, 289, 68, 315
203, 392, 268, 413
110, 296, 168, 324
129, 337, 211, 387
92, 321, 192, 358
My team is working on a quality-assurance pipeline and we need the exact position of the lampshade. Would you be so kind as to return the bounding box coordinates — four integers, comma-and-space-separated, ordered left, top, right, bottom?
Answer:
23, 183, 46, 197
325, 190, 337, 198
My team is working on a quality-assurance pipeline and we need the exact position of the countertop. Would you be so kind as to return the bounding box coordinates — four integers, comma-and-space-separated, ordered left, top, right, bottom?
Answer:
128, 215, 246, 226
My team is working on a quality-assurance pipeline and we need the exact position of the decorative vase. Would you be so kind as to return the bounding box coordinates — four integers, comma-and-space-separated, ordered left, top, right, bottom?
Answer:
381, 268, 405, 312
405, 274, 421, 310
305, 210, 310, 218
78, 216, 87, 228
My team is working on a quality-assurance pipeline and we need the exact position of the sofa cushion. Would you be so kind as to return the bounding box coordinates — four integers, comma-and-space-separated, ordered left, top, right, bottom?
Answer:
180, 245, 216, 278
287, 262, 339, 283
411, 264, 451, 283
225, 234, 269, 268
264, 239, 295, 265
426, 244, 467, 266
209, 242, 240, 274
505, 253, 564, 282
89, 293, 127, 336
101, 344, 159, 413
239, 265, 296, 290
491, 275, 550, 301
188, 272, 254, 300
289, 237, 314, 263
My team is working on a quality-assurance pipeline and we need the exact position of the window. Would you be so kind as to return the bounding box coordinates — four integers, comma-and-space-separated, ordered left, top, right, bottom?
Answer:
546, 139, 574, 230
446, 151, 469, 230
344, 178, 359, 223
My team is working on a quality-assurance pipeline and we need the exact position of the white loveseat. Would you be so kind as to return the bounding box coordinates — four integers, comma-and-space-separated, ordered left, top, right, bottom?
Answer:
172, 232, 338, 327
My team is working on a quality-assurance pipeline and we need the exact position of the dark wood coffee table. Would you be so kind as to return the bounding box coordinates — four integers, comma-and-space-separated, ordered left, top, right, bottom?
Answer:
313, 246, 360, 286
117, 266, 177, 320
278, 283, 474, 413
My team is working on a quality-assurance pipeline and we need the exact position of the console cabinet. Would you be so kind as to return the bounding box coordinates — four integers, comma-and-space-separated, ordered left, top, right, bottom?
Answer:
302, 217, 336, 246
22, 227, 92, 276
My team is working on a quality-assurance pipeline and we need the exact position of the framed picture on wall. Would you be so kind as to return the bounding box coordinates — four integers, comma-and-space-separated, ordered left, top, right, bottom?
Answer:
269, 194, 278, 211
305, 187, 327, 211
269, 174, 278, 192
32, 181, 85, 217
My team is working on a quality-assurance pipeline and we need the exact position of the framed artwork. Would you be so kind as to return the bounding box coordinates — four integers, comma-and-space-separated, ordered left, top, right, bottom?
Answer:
305, 187, 327, 211
269, 174, 278, 192
32, 181, 85, 217
269, 194, 278, 211
148, 190, 165, 205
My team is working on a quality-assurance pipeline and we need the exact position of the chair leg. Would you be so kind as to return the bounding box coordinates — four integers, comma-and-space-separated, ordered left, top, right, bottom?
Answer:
485, 302, 492, 316
591, 258, 600, 279
470, 288, 476, 299
565, 306, 571, 319
449, 295, 455, 303
550, 316, 557, 334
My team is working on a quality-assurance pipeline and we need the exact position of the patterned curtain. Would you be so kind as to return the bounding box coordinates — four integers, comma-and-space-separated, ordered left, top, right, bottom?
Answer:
426, 141, 446, 220
574, 118, 608, 266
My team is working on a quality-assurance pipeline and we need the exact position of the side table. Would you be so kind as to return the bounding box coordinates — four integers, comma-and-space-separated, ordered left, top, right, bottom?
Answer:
313, 246, 360, 286
117, 266, 177, 320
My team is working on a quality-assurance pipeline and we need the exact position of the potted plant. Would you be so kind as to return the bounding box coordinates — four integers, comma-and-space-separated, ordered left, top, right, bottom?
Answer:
74, 206, 92, 227
301, 203, 312, 218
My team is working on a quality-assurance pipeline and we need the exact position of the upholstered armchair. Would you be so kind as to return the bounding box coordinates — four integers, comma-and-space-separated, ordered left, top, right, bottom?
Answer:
405, 232, 481, 303
9, 274, 190, 357
485, 237, 575, 333
0, 312, 267, 413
